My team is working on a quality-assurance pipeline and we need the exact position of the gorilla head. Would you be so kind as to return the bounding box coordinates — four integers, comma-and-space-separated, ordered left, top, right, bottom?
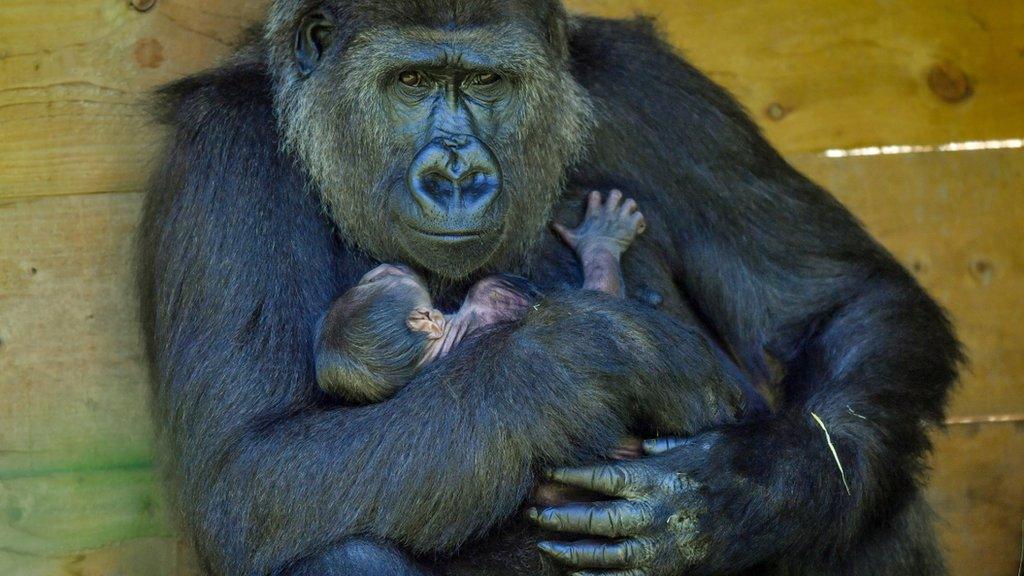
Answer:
265, 0, 593, 279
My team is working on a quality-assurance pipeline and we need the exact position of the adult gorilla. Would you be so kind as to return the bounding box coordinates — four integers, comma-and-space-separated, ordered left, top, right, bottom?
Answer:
139, 0, 960, 574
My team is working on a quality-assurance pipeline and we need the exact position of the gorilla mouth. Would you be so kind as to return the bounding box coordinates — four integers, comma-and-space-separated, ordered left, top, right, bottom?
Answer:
408, 224, 488, 243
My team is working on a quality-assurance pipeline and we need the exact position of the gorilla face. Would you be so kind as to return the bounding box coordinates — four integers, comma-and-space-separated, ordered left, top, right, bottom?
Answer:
267, 0, 592, 279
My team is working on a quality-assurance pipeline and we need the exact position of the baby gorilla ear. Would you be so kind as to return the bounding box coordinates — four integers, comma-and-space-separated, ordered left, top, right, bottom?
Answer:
407, 308, 446, 340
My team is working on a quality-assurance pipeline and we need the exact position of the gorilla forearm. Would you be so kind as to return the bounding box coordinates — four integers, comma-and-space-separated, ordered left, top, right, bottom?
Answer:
675, 275, 960, 573
175, 297, 738, 574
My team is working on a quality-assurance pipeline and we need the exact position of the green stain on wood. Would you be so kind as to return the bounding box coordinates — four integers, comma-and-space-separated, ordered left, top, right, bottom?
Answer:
0, 465, 174, 559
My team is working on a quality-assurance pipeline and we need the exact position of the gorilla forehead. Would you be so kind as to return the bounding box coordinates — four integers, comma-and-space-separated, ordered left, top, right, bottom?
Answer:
272, 0, 560, 28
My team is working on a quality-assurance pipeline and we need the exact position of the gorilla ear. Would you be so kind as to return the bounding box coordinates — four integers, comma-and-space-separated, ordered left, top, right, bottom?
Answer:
294, 11, 336, 77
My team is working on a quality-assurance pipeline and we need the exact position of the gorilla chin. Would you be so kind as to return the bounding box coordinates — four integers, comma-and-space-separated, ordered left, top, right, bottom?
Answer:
393, 209, 506, 280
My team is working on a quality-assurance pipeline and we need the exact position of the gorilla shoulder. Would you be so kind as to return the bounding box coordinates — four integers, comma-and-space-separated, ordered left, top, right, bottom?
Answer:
154, 48, 275, 137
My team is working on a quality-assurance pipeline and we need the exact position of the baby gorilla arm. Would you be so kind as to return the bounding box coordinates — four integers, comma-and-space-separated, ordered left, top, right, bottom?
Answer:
553, 189, 647, 298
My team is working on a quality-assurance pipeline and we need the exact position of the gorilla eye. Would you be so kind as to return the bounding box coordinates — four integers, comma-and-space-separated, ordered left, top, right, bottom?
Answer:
399, 71, 426, 87
472, 72, 501, 86
295, 12, 336, 76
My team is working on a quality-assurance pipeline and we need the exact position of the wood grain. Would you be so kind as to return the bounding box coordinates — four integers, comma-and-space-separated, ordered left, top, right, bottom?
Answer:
0, 193, 152, 476
3, 0, 1023, 201
927, 422, 1024, 576
566, 0, 1024, 152
0, 0, 268, 201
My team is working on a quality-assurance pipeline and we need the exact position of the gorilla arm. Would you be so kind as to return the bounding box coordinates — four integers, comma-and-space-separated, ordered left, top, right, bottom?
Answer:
140, 70, 742, 575
529, 18, 962, 574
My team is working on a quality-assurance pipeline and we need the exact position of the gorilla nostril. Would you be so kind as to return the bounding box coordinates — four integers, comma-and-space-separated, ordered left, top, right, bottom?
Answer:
408, 135, 501, 216
460, 172, 499, 204
459, 171, 483, 186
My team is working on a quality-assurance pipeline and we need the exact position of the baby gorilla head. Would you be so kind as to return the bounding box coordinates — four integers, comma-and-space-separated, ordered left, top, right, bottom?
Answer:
316, 264, 542, 405
315, 264, 439, 404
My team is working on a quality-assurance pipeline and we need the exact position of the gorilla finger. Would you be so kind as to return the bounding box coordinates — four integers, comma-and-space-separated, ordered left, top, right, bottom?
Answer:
538, 538, 653, 569
527, 500, 654, 537
548, 464, 640, 496
587, 191, 603, 215
641, 437, 690, 455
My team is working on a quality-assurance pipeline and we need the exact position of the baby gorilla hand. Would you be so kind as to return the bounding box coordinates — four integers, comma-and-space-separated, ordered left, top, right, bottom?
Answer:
406, 307, 446, 340
553, 190, 647, 261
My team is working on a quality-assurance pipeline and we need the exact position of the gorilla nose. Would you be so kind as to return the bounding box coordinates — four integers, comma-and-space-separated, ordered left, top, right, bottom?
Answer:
407, 135, 501, 220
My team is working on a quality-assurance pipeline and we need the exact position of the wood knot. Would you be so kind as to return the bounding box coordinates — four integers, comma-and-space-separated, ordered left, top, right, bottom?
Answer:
130, 0, 157, 12
969, 258, 995, 286
927, 62, 973, 103
908, 256, 931, 276
134, 38, 164, 69
765, 102, 789, 121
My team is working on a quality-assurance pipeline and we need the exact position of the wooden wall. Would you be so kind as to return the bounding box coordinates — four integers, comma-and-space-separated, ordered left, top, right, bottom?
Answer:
1, 1, 1021, 574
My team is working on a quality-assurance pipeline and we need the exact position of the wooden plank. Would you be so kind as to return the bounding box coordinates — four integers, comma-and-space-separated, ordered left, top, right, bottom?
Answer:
567, 0, 1024, 153
3, 1, 1024, 201
791, 149, 1024, 419
0, 537, 185, 576
928, 422, 1024, 576
0, 468, 171, 561
0, 193, 153, 475
0, 0, 269, 201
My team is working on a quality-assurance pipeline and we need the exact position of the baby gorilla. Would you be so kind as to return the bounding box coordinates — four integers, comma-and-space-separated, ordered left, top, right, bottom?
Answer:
315, 190, 646, 405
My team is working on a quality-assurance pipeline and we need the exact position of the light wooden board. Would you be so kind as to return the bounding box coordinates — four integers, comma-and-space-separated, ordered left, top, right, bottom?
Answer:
0, 537, 186, 576
3, 0, 1024, 201
927, 422, 1024, 576
0, 0, 268, 202
567, 0, 1024, 152
0, 193, 153, 475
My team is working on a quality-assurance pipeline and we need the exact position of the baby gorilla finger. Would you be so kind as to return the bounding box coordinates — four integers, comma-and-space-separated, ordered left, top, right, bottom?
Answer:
606, 189, 623, 211
551, 222, 577, 247
587, 190, 603, 215
620, 198, 638, 216
631, 212, 647, 235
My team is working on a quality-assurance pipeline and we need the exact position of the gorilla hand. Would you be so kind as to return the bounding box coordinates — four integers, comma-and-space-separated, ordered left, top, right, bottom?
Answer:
529, 434, 740, 576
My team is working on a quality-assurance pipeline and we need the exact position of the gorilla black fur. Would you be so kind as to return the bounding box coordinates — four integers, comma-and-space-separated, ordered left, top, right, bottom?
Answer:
139, 1, 961, 574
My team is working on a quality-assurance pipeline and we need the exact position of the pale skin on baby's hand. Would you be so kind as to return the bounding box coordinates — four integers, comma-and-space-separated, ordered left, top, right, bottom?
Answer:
552, 189, 647, 298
